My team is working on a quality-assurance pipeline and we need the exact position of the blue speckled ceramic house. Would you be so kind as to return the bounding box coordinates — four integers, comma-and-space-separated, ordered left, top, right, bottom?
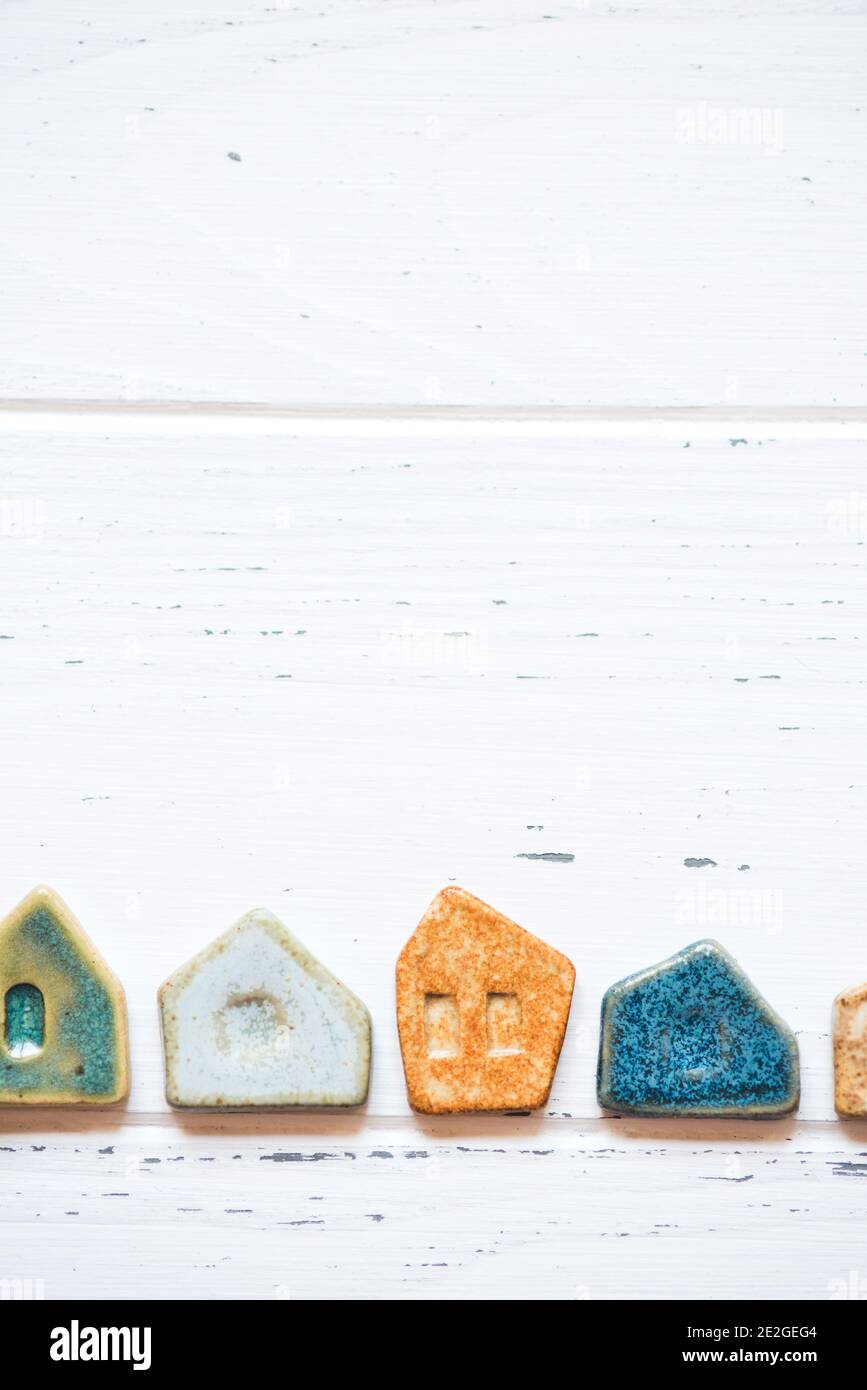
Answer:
597, 939, 799, 1117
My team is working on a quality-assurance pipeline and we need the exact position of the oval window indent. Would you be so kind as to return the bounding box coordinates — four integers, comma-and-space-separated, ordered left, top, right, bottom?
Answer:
5, 983, 45, 1058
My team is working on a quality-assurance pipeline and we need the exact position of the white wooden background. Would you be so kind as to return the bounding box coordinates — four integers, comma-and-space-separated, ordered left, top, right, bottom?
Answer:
0, 418, 865, 1299
2, 0, 866, 1301
2, 0, 866, 406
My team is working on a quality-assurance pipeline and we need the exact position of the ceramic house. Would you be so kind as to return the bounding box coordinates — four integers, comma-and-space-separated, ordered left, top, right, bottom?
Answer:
396, 886, 575, 1114
597, 938, 799, 1117
158, 908, 371, 1109
0, 886, 129, 1105
833, 979, 867, 1116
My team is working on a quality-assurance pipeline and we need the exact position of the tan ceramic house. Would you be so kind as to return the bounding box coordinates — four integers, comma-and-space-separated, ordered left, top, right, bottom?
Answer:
833, 979, 867, 1116
396, 886, 575, 1114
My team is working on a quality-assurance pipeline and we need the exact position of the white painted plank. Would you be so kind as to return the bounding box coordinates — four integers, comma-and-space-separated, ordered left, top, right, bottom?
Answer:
1, 421, 865, 1298
2, 1, 865, 405
3, 1119, 867, 1299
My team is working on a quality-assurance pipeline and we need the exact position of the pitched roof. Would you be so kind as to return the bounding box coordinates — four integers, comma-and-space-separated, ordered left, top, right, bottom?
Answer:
159, 908, 371, 1109
0, 885, 129, 1105
597, 938, 799, 1117
396, 886, 575, 1114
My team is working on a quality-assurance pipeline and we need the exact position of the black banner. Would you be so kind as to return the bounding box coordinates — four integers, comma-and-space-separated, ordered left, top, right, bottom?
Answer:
0, 1299, 859, 1373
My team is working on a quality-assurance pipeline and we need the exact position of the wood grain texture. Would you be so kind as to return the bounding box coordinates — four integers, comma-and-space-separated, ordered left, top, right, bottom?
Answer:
0, 421, 865, 1297
3, 1117, 867, 1300
2, 0, 865, 406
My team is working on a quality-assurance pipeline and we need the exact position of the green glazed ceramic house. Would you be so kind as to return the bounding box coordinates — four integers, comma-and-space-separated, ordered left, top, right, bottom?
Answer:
0, 886, 130, 1105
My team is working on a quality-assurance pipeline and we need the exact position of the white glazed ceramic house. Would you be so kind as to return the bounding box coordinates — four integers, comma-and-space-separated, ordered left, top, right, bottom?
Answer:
158, 909, 371, 1109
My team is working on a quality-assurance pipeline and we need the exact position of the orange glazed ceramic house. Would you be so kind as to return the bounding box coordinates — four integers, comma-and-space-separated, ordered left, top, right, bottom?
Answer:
396, 887, 575, 1114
